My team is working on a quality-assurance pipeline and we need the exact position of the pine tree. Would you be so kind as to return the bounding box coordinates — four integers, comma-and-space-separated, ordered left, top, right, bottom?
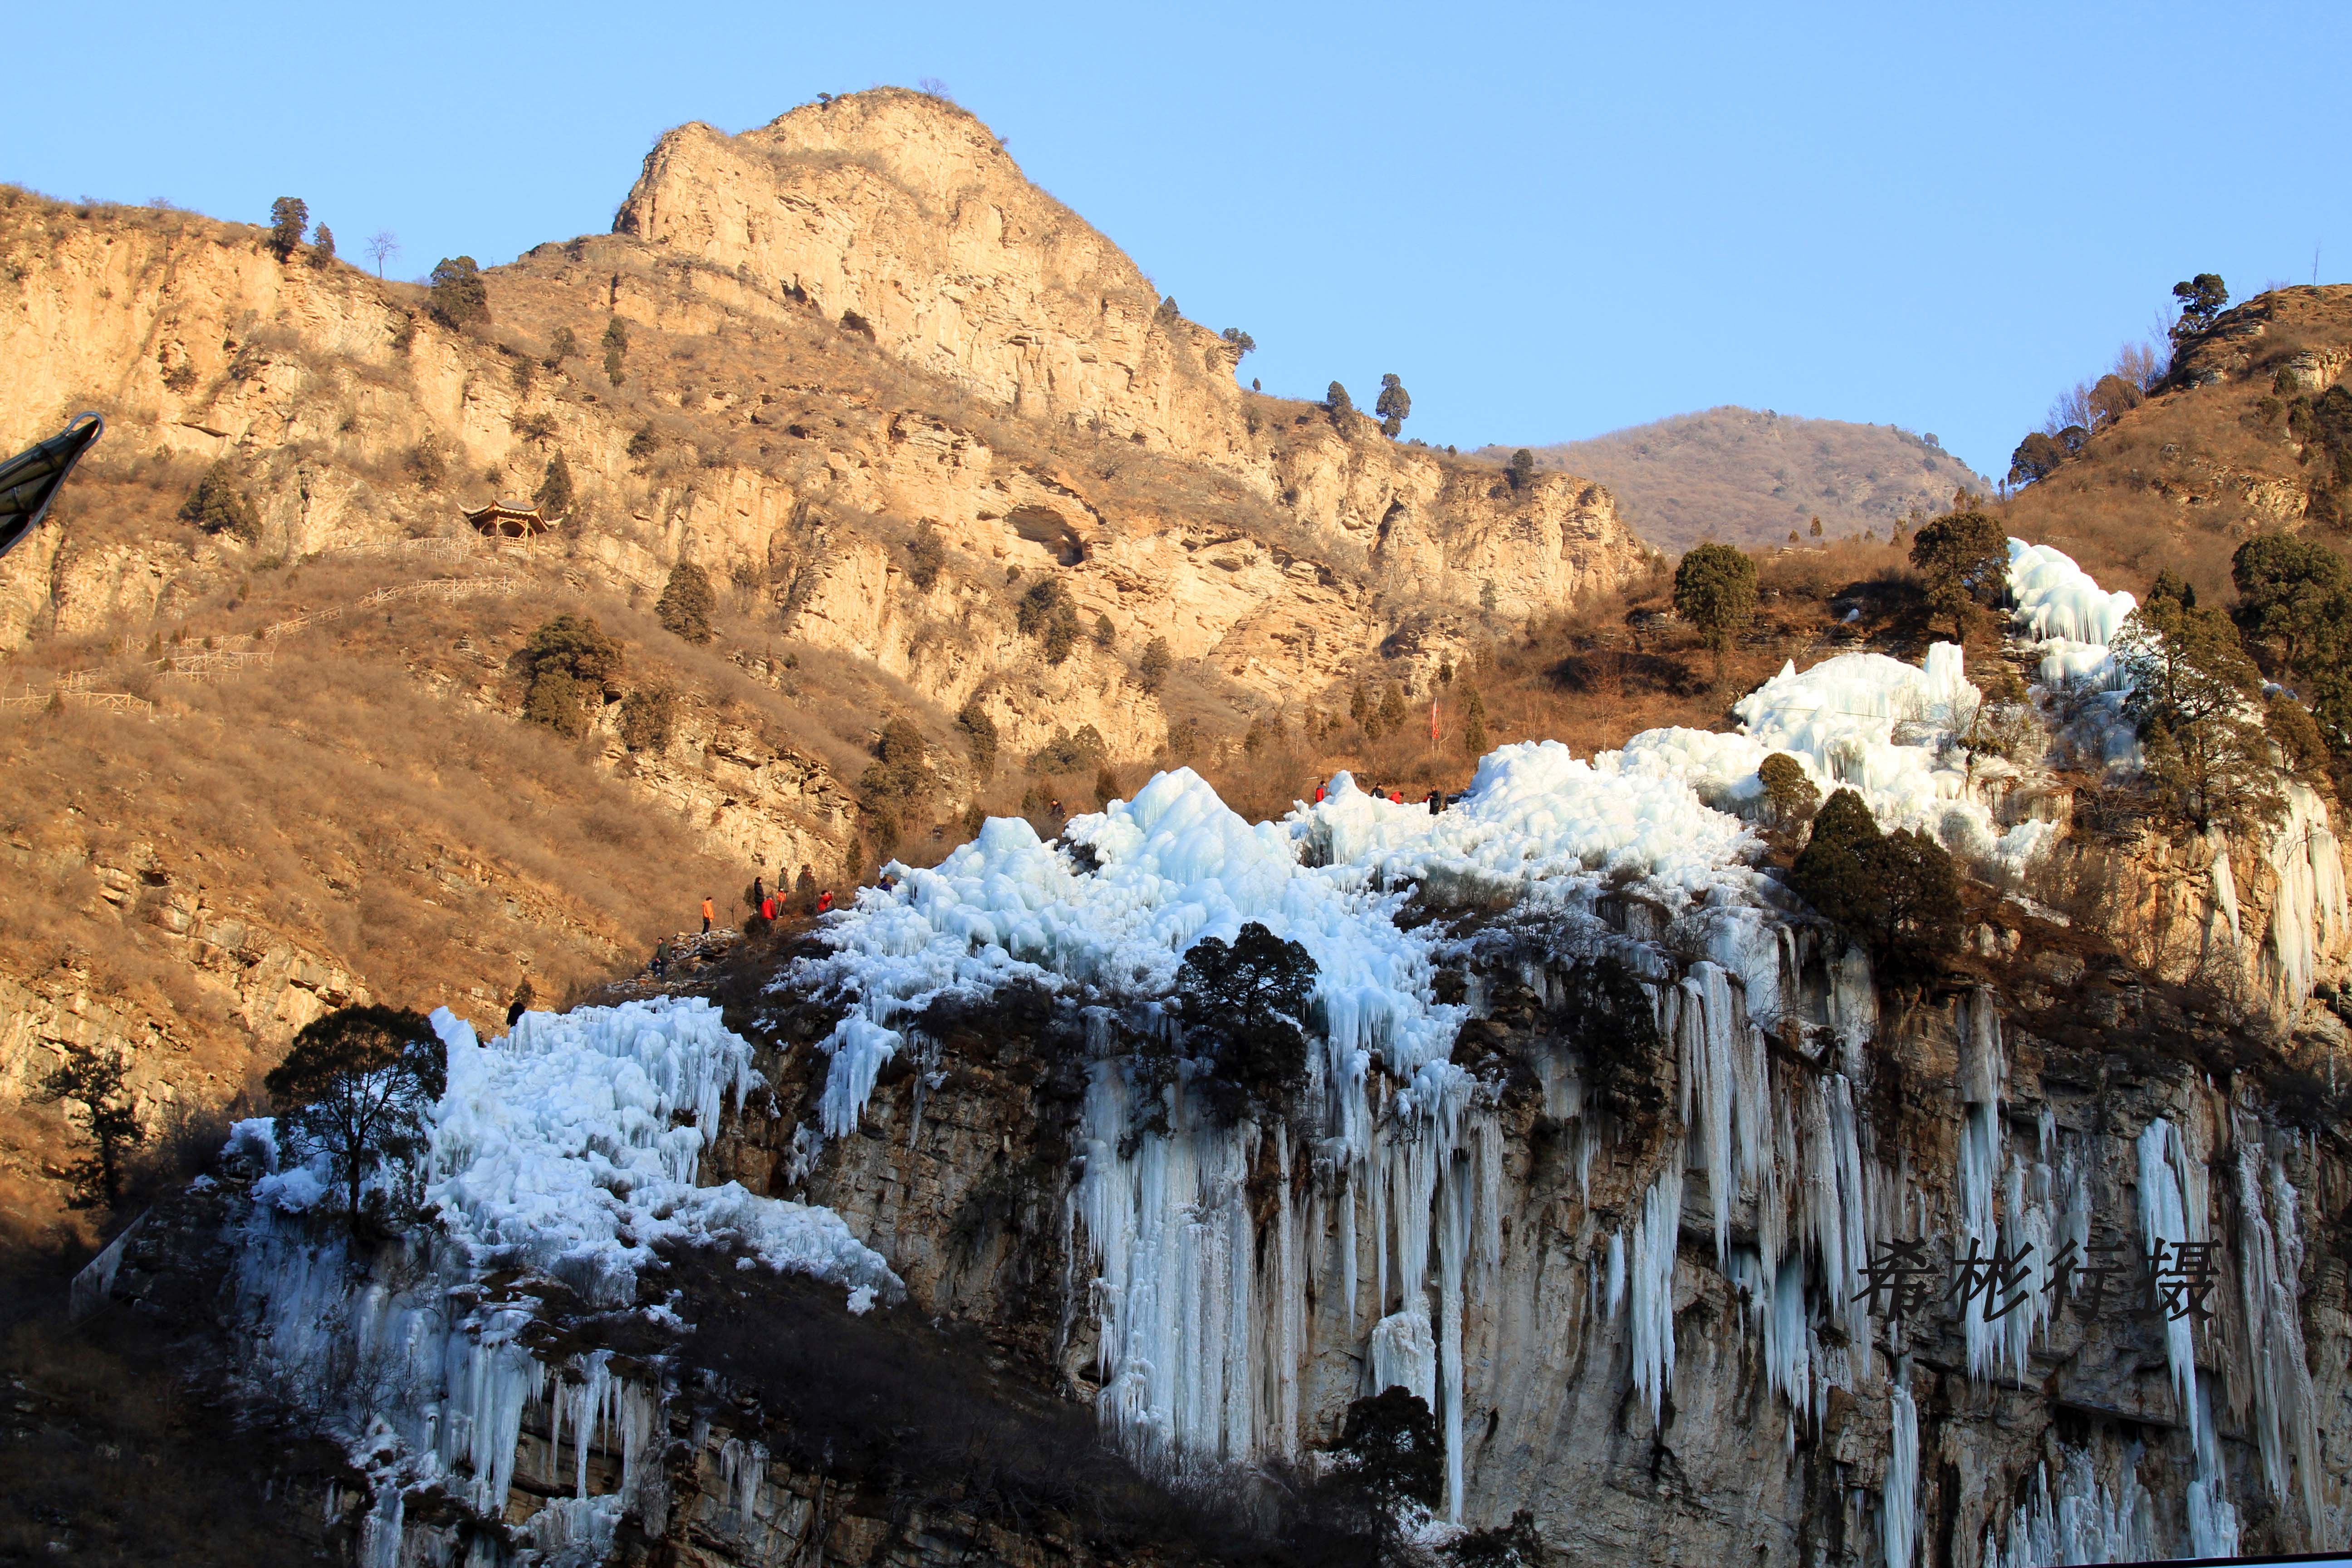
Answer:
603, 317, 629, 386
1327, 381, 1355, 427
1673, 542, 1758, 683
180, 461, 261, 542
1507, 449, 1536, 491
1461, 687, 1488, 756
1909, 510, 2009, 642
265, 1006, 447, 1237
956, 699, 999, 777
37, 1045, 144, 1210
1378, 681, 1408, 733
308, 223, 335, 269
546, 325, 578, 368
267, 196, 308, 260
657, 561, 718, 643
533, 451, 574, 519
1375, 373, 1411, 438
519, 613, 622, 737
1137, 636, 1172, 693
1758, 752, 1820, 828
428, 256, 488, 329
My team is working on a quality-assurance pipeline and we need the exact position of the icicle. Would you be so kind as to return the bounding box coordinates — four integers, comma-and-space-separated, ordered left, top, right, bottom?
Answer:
1883, 1366, 1919, 1568
1627, 1156, 1685, 1426
2233, 1121, 2322, 1542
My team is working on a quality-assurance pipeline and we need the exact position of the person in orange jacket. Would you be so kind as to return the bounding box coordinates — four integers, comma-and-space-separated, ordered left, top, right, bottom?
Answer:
701, 896, 715, 933
818, 889, 834, 915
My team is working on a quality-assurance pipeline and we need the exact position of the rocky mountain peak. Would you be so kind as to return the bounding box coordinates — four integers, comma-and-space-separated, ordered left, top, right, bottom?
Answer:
616, 88, 1236, 454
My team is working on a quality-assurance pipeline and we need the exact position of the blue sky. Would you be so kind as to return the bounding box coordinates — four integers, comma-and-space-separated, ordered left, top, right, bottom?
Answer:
13, 1, 2349, 479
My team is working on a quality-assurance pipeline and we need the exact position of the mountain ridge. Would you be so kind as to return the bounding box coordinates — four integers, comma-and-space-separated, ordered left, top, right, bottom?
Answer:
1482, 404, 1989, 552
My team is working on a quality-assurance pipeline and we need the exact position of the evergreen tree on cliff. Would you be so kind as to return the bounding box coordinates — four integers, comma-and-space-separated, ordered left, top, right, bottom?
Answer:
657, 561, 717, 644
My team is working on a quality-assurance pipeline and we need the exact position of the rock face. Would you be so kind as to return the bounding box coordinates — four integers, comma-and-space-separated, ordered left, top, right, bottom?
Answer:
0, 104, 1647, 1230
617, 92, 1245, 462
609, 89, 1647, 628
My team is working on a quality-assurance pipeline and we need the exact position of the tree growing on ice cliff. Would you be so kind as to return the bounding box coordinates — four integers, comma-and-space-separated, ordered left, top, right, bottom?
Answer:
2113, 592, 2283, 843
1172, 921, 1318, 1126
265, 1005, 447, 1237
1909, 509, 2009, 642
1791, 789, 1960, 976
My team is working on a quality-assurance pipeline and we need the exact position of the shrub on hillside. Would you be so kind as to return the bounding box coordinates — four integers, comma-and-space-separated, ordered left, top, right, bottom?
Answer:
180, 461, 261, 541
1507, 448, 1536, 491
519, 613, 622, 738
1029, 724, 1107, 776
602, 317, 628, 385
1016, 576, 1082, 663
545, 325, 578, 367
656, 560, 717, 643
906, 522, 945, 590
618, 686, 674, 753
307, 223, 335, 269
427, 255, 488, 330
954, 699, 998, 778
859, 719, 930, 848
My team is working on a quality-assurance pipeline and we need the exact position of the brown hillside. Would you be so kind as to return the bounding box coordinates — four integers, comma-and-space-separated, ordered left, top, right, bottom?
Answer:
0, 91, 1649, 1229
1994, 283, 2352, 603
1482, 407, 1989, 553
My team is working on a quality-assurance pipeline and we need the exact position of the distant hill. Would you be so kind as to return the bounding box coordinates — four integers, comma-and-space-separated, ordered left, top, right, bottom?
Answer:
1481, 407, 1990, 554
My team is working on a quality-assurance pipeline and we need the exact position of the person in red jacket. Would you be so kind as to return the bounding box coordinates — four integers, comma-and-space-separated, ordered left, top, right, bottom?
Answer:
760, 895, 779, 921
817, 889, 834, 915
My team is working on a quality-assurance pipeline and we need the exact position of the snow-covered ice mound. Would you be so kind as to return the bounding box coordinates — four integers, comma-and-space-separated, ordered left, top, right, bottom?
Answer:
238, 997, 899, 1307
1299, 746, 1759, 906
803, 769, 1464, 1132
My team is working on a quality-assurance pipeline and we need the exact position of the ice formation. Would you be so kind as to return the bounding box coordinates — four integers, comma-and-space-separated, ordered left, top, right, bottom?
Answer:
176, 528, 2310, 1559
221, 998, 897, 1568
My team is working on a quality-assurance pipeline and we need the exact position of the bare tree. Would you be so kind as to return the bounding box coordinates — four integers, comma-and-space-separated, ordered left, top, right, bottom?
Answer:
2045, 381, 2095, 436
2114, 338, 2166, 393
365, 230, 401, 279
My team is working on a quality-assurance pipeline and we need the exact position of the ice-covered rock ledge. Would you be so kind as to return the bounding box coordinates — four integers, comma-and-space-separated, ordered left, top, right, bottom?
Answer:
769, 534, 2348, 1558
214, 996, 898, 1568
